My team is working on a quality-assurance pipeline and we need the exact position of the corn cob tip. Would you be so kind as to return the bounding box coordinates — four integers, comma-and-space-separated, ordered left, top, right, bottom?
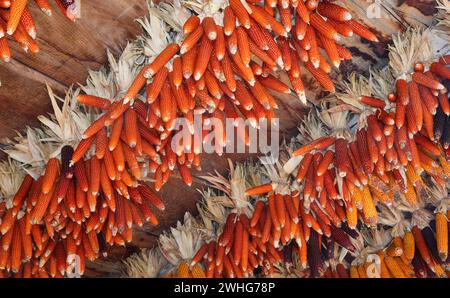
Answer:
29, 30, 37, 40
123, 97, 131, 105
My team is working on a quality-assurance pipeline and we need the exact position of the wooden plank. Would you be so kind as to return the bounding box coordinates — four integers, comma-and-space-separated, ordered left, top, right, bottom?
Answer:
0, 0, 147, 140
0, 0, 439, 276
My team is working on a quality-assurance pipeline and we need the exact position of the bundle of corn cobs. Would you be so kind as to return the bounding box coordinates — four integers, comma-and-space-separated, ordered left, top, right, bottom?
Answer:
0, 0, 78, 62
0, 0, 449, 278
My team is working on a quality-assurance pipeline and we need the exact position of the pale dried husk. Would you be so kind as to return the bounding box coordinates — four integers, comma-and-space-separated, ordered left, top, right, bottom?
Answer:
122, 248, 168, 278
158, 212, 205, 266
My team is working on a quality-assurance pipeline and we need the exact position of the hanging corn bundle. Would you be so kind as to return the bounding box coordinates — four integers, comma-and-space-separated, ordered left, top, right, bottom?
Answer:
0, 0, 78, 62
158, 212, 208, 278
1, 0, 450, 279
0, 84, 165, 277
122, 152, 450, 278
71, 0, 380, 195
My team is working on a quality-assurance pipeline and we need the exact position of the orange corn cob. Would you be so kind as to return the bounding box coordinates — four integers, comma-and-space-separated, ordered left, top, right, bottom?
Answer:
123, 67, 147, 104
147, 67, 168, 103
411, 226, 431, 265
160, 81, 174, 123
215, 26, 226, 61
112, 141, 125, 172
236, 27, 251, 66
233, 221, 243, 265
223, 6, 236, 36
172, 56, 183, 88
305, 26, 319, 67
204, 70, 221, 99
259, 74, 290, 93
194, 35, 213, 81
12, 174, 33, 207
258, 5, 287, 37
347, 19, 378, 42
82, 113, 109, 140
77, 94, 111, 110
436, 212, 448, 261
20, 6, 36, 39
230, 0, 251, 29
42, 158, 60, 194
316, 150, 334, 176
202, 17, 217, 40
145, 43, 180, 78
278, 37, 291, 71
278, 4, 292, 32
385, 256, 406, 278
181, 25, 203, 55
125, 109, 138, 148
89, 156, 101, 196
183, 15, 200, 34
317, 3, 352, 22
412, 72, 444, 90
7, 0, 27, 35
10, 225, 22, 273
305, 61, 335, 92
177, 162, 192, 186
318, 33, 340, 68
30, 187, 54, 224
248, 39, 276, 67
0, 0, 10, 8
326, 19, 353, 38
430, 62, 450, 79
295, 0, 310, 24
361, 185, 378, 226
402, 231, 415, 262
310, 13, 339, 41
0, 37, 11, 62
34, 0, 52, 16
94, 127, 108, 160
245, 183, 273, 196
70, 137, 94, 166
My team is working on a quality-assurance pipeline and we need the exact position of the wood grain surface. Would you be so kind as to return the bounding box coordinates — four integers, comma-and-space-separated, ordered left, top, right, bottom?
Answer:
0, 0, 438, 276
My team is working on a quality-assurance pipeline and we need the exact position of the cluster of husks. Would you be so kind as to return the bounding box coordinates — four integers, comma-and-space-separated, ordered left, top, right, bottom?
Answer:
74, 0, 377, 193
165, 35, 450, 277
186, 191, 358, 278
1, 0, 448, 278
0, 0, 77, 62
0, 141, 166, 277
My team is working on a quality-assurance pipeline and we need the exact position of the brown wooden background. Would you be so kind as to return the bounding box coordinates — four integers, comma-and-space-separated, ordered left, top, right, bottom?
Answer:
0, 0, 437, 276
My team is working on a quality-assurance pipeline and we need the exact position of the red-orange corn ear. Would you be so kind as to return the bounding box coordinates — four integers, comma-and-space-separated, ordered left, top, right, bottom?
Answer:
42, 158, 60, 194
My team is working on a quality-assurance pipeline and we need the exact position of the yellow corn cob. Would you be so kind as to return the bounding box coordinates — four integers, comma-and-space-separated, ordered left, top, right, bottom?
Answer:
361, 186, 378, 226
384, 256, 406, 278
377, 252, 391, 278
438, 155, 450, 177
177, 262, 192, 278
357, 265, 367, 278
191, 264, 206, 278
405, 163, 421, 187
386, 236, 403, 257
397, 257, 415, 277
404, 182, 418, 206
350, 265, 359, 278
436, 212, 448, 261
403, 231, 415, 261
